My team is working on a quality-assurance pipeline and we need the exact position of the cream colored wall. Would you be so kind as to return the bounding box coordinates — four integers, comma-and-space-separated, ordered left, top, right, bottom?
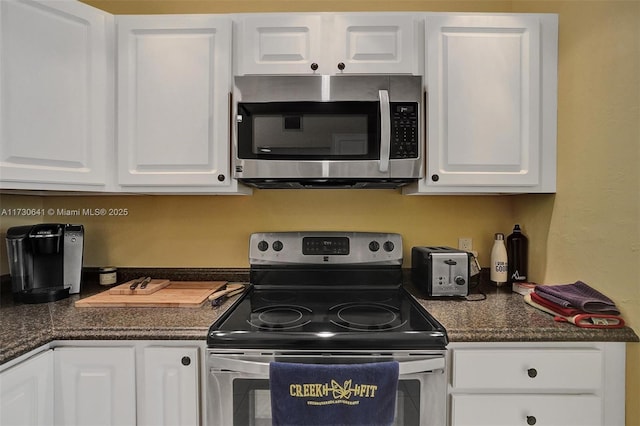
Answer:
512, 1, 640, 424
1, 192, 514, 269
0, 0, 638, 423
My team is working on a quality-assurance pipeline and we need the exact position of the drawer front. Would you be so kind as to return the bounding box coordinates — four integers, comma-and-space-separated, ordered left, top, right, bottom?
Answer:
452, 348, 602, 390
451, 394, 602, 426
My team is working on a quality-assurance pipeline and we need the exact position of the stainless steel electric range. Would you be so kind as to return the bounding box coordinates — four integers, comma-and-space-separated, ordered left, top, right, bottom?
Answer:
206, 232, 448, 426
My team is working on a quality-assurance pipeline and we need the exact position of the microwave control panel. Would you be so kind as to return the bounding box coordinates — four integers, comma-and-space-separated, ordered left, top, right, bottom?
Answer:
390, 103, 419, 159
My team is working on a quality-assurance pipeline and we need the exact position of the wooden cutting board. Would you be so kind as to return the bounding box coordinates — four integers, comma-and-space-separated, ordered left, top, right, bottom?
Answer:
75, 281, 227, 308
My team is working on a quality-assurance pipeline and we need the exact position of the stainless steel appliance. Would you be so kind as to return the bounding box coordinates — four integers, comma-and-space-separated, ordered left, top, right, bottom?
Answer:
232, 76, 423, 189
411, 246, 471, 297
5, 223, 84, 303
207, 232, 448, 426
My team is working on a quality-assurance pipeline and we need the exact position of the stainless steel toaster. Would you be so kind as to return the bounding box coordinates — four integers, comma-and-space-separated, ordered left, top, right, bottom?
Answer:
411, 246, 471, 297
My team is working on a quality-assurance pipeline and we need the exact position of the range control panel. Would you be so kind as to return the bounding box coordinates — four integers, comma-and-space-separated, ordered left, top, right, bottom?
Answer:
249, 232, 403, 265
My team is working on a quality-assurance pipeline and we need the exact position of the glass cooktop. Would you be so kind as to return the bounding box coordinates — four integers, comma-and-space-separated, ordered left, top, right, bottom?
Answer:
207, 285, 448, 350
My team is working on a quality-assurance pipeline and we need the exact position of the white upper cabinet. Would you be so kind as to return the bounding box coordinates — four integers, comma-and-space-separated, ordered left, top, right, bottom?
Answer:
405, 14, 557, 194
234, 13, 421, 75
117, 15, 247, 193
0, 0, 114, 191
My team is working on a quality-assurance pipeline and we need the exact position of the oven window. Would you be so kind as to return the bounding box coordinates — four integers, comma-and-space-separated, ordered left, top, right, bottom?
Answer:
237, 102, 380, 160
231, 379, 420, 426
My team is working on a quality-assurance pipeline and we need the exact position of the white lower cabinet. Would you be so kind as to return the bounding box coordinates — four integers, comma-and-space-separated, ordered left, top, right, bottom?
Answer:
139, 347, 199, 426
0, 350, 54, 426
0, 343, 201, 426
452, 394, 602, 426
448, 342, 626, 426
54, 347, 136, 426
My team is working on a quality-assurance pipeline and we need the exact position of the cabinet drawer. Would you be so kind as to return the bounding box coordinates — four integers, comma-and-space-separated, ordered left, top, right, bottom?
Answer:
452, 348, 602, 391
451, 394, 602, 426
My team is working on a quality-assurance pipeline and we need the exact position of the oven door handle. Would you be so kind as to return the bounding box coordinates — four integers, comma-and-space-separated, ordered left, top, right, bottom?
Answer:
398, 357, 445, 374
208, 356, 445, 376
378, 89, 391, 173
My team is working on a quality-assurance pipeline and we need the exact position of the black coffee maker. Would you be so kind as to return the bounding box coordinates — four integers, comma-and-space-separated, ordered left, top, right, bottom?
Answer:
6, 223, 84, 303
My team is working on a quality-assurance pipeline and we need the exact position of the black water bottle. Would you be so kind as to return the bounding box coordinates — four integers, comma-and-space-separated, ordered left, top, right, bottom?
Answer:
507, 224, 528, 284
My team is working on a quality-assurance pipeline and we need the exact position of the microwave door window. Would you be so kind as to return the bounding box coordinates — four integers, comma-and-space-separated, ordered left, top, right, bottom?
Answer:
237, 102, 379, 160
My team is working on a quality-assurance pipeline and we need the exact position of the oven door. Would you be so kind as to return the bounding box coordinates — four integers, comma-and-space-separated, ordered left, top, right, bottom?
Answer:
206, 351, 446, 426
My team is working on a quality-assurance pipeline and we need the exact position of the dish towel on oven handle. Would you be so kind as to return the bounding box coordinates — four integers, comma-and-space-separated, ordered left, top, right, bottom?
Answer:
269, 361, 399, 426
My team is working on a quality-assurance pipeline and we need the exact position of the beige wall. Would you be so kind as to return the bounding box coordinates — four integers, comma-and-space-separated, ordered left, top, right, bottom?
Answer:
0, 0, 638, 423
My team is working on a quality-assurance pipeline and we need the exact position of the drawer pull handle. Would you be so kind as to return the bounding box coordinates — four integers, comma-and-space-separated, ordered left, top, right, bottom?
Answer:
527, 415, 537, 425
527, 368, 538, 378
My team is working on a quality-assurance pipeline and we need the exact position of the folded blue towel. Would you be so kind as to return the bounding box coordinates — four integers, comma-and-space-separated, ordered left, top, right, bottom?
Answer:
535, 280, 620, 315
270, 361, 399, 426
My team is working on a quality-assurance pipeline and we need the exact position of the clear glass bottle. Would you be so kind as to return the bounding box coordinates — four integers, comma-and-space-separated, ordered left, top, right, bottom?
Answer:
490, 233, 508, 286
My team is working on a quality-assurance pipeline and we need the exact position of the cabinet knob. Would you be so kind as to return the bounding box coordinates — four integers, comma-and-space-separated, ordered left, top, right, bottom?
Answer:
526, 415, 537, 425
181, 356, 191, 366
217, 174, 226, 182
527, 368, 538, 378
310, 63, 319, 71
431, 174, 439, 182
337, 62, 345, 71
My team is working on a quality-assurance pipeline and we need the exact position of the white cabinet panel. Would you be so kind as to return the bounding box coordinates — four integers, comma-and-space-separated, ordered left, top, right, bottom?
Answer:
451, 394, 602, 426
452, 348, 603, 391
234, 13, 420, 75
53, 347, 135, 426
406, 13, 558, 194
117, 15, 235, 189
140, 347, 199, 426
0, 0, 113, 190
0, 350, 53, 426
448, 342, 625, 426
235, 14, 324, 74
427, 15, 540, 187
333, 14, 418, 74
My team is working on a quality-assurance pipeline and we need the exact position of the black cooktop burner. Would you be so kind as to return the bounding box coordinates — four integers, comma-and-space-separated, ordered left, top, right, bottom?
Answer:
248, 305, 313, 330
208, 285, 448, 350
330, 302, 406, 331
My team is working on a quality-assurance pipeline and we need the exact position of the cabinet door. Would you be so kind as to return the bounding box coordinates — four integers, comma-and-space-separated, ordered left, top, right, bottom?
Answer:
117, 15, 233, 188
139, 347, 199, 426
422, 14, 556, 192
451, 394, 602, 426
0, 0, 113, 190
0, 350, 53, 426
333, 14, 419, 75
234, 14, 324, 75
53, 347, 135, 426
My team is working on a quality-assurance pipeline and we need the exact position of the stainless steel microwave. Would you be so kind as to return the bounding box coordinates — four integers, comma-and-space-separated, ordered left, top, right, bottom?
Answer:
232, 75, 424, 189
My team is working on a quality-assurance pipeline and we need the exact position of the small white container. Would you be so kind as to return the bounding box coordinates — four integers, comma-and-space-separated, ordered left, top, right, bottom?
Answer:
99, 267, 117, 286
490, 233, 508, 286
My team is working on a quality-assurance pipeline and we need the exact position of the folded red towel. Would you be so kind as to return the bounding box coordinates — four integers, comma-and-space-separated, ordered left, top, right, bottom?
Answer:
524, 294, 625, 329
530, 291, 581, 317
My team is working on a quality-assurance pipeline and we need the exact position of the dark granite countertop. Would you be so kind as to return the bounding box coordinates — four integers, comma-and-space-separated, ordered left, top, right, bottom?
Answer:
1, 269, 637, 365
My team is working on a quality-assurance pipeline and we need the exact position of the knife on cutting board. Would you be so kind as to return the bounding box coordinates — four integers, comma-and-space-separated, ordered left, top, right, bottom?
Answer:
139, 277, 152, 289
129, 276, 146, 290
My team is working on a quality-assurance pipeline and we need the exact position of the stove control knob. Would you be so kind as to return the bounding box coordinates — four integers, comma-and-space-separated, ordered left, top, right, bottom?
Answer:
383, 241, 395, 252
455, 276, 466, 286
257, 240, 269, 252
272, 240, 284, 252
369, 241, 380, 252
